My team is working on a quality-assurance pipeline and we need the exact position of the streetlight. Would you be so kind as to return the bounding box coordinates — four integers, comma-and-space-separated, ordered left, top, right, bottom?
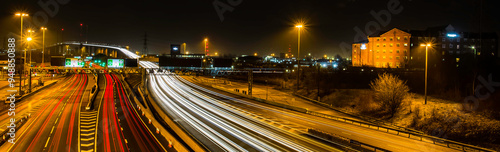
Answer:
295, 24, 303, 93
27, 36, 32, 93
254, 53, 258, 56
27, 29, 35, 67
420, 43, 431, 105
16, 13, 29, 95
41, 27, 47, 67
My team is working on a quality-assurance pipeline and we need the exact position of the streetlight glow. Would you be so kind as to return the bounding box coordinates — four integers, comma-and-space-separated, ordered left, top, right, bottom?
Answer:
27, 37, 32, 41
296, 25, 303, 28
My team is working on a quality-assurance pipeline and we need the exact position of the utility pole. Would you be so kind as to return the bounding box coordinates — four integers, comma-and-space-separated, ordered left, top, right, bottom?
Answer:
248, 70, 253, 96
143, 32, 148, 55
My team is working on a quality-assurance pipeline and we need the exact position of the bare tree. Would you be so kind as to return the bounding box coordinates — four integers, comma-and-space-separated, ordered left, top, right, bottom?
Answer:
370, 73, 410, 118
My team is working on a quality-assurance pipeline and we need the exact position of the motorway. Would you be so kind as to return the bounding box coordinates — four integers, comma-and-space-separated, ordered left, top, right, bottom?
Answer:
147, 70, 460, 152
1, 74, 90, 152
149, 73, 340, 151
95, 73, 166, 152
0, 72, 166, 152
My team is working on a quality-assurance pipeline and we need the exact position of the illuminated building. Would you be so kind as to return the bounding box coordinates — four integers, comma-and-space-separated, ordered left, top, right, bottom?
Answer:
352, 28, 411, 68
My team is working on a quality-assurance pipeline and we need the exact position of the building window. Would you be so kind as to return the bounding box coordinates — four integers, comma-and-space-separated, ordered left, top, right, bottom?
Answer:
442, 38, 446, 42
376, 56, 380, 59
397, 44, 400, 47
389, 56, 393, 59
389, 62, 393, 67
396, 50, 400, 53
390, 50, 393, 53
390, 37, 393, 41
404, 50, 407, 53
377, 50, 380, 53
376, 62, 380, 67
383, 56, 386, 59
404, 43, 408, 46
457, 38, 460, 42
383, 44, 386, 47
457, 45, 460, 49
354, 44, 357, 47
442, 44, 446, 48
404, 36, 408, 41
377, 38, 380, 41
354, 50, 356, 53
449, 44, 453, 49
354, 56, 356, 59
449, 51, 453, 54
405, 56, 408, 59
396, 56, 400, 60
397, 37, 401, 40
377, 44, 380, 47
464, 38, 468, 42
383, 38, 386, 41
456, 58, 460, 62
390, 44, 393, 47
383, 50, 386, 53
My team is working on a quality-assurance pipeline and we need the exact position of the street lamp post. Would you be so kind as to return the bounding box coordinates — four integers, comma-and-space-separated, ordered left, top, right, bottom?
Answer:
41, 27, 47, 67
295, 25, 302, 93
420, 43, 431, 105
16, 13, 28, 95
27, 37, 32, 93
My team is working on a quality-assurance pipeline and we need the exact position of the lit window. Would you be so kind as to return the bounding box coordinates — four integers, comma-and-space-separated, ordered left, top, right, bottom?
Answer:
390, 50, 393, 53
377, 50, 380, 53
404, 43, 408, 46
457, 45, 460, 49
397, 37, 401, 40
396, 56, 400, 60
383, 50, 386, 53
377, 44, 380, 47
354, 50, 356, 53
383, 56, 386, 59
456, 58, 460, 62
389, 56, 393, 59
376, 56, 380, 59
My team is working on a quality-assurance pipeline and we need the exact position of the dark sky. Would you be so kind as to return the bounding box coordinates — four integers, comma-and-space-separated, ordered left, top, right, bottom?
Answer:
1, 0, 499, 57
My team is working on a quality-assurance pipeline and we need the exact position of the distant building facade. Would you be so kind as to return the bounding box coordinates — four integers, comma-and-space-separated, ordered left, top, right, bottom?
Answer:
408, 24, 498, 69
352, 28, 411, 68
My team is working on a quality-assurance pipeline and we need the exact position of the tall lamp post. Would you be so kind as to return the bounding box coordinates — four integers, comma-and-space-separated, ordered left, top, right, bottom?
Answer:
27, 36, 32, 93
420, 43, 431, 104
16, 13, 28, 95
295, 25, 302, 93
41, 27, 47, 67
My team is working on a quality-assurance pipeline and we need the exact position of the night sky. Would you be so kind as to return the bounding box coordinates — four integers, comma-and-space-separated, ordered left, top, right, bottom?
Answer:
1, 0, 499, 57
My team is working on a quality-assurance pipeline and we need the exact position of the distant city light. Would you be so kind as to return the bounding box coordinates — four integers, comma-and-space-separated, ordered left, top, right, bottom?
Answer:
447, 33, 458, 38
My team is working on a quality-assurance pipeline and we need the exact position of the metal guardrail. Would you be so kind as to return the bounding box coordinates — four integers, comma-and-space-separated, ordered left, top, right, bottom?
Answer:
308, 129, 389, 152
0, 115, 30, 146
86, 74, 98, 110
295, 94, 496, 152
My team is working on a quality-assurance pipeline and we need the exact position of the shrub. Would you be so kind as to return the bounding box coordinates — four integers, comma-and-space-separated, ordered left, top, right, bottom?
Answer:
370, 73, 410, 118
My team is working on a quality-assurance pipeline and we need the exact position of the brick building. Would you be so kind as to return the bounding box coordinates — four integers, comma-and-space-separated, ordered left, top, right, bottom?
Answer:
352, 28, 411, 68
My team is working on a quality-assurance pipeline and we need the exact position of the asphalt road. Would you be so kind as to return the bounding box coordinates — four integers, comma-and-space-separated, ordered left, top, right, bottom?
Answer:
177, 75, 461, 152
149, 74, 341, 152
0, 74, 89, 152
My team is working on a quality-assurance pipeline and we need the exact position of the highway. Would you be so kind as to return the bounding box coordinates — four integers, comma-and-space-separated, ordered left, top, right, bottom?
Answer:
95, 73, 166, 152
149, 73, 340, 151
0, 74, 90, 152
177, 75, 461, 152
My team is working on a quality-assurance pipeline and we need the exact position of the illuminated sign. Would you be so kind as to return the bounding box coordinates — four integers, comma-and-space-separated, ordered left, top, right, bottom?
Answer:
447, 33, 458, 38
173, 47, 179, 51
107, 59, 124, 68
360, 44, 367, 50
65, 58, 84, 67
